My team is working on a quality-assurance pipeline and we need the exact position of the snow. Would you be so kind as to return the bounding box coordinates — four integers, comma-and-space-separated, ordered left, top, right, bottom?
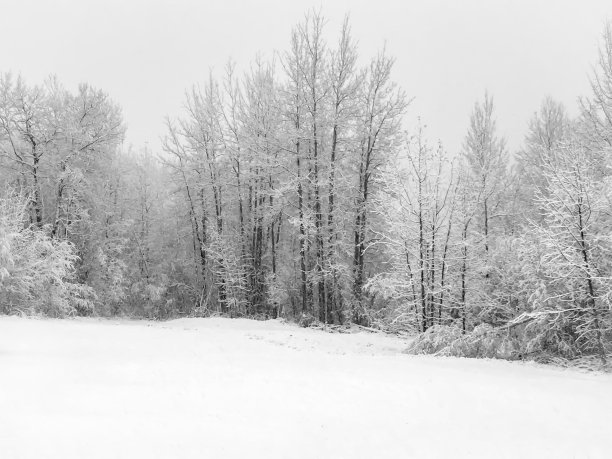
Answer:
1, 317, 611, 459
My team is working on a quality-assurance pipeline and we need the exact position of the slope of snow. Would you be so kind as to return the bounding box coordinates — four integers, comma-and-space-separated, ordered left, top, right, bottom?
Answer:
0, 316, 610, 459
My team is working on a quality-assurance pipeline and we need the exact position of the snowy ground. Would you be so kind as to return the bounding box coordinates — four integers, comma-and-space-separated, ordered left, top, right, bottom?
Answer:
0, 317, 611, 459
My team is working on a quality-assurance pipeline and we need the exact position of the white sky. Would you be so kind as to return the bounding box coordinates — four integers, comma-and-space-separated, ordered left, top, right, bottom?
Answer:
0, 0, 610, 155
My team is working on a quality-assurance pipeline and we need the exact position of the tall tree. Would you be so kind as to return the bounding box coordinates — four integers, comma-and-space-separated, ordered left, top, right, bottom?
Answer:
368, 127, 457, 332
516, 97, 570, 223
581, 21, 612, 148
460, 93, 513, 326
521, 137, 611, 363
325, 15, 359, 323
351, 49, 407, 323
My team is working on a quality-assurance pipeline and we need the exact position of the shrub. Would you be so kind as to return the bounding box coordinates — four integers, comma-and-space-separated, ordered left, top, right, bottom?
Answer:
0, 189, 93, 316
407, 324, 520, 359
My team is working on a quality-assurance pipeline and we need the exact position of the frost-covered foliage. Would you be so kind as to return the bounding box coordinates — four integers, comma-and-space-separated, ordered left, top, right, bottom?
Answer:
207, 231, 249, 316
406, 325, 464, 355
515, 139, 612, 362
366, 127, 456, 333
406, 133, 612, 365
1, 12, 612, 370
397, 26, 612, 367
0, 190, 94, 316
407, 324, 520, 359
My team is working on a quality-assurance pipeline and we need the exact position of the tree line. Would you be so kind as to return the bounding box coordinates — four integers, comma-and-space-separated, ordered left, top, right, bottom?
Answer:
1, 13, 611, 364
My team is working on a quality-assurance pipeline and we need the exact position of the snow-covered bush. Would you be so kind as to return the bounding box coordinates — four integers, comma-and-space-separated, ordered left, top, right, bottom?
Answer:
298, 312, 317, 328
407, 324, 520, 359
0, 189, 94, 316
406, 325, 463, 355
443, 324, 519, 359
90, 245, 129, 315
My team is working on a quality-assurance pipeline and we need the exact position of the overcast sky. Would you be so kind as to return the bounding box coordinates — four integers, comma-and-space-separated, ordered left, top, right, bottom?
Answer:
0, 0, 610, 155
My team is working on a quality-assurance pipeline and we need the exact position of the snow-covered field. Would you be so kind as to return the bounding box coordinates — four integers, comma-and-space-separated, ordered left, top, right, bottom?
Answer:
0, 317, 610, 459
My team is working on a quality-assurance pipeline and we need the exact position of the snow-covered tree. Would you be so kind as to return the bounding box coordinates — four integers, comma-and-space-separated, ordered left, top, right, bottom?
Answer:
581, 21, 612, 149
460, 93, 514, 326
367, 127, 457, 332
519, 138, 611, 362
0, 188, 93, 316
351, 48, 408, 323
